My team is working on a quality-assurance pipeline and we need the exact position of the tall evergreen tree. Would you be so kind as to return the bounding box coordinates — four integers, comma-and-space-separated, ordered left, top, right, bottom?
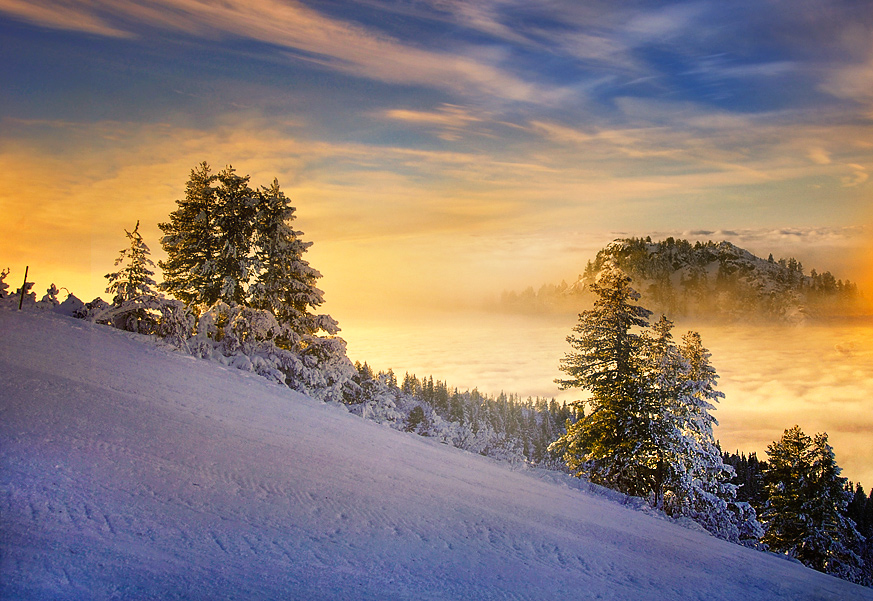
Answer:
160, 163, 260, 307
762, 426, 867, 583
105, 220, 158, 304
803, 433, 867, 582
550, 262, 654, 496
678, 331, 734, 494
762, 426, 815, 553
158, 162, 220, 306
212, 166, 257, 305
674, 331, 758, 540
639, 315, 687, 508
249, 178, 338, 343
550, 266, 759, 541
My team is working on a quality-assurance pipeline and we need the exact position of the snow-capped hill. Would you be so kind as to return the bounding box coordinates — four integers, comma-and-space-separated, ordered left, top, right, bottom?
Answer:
500, 236, 861, 321
2, 310, 871, 600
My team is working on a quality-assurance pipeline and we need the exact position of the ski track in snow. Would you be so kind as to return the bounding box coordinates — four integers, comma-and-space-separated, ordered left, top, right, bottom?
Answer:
1, 310, 870, 600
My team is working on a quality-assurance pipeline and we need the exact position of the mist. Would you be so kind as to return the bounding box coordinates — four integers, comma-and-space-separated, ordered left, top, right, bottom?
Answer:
339, 310, 873, 488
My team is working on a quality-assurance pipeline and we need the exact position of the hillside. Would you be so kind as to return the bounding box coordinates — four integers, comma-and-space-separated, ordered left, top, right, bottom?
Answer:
498, 237, 862, 322
1, 310, 871, 600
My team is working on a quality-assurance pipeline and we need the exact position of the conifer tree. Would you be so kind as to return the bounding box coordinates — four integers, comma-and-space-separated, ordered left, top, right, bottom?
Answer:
212, 166, 257, 305
105, 220, 158, 304
159, 162, 220, 306
249, 178, 338, 343
550, 266, 759, 541
762, 426, 813, 552
762, 426, 867, 583
639, 316, 687, 508
550, 262, 653, 496
160, 163, 260, 307
803, 433, 867, 582
674, 331, 758, 540
678, 331, 734, 493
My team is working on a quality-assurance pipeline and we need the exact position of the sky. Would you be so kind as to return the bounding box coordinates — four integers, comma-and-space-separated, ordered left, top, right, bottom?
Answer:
1, 0, 872, 316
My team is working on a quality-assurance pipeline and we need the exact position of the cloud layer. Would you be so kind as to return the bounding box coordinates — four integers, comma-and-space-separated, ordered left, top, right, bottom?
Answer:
341, 312, 873, 488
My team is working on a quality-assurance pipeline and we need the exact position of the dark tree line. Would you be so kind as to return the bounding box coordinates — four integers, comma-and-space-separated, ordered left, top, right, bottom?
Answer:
722, 451, 767, 506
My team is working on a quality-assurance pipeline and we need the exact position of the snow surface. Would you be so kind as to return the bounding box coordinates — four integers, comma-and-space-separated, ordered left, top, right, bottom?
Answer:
2, 310, 871, 600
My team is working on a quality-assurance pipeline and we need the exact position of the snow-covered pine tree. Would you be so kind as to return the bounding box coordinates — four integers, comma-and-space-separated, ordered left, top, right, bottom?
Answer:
105, 220, 158, 305
676, 331, 762, 542
157, 163, 355, 402
212, 166, 257, 306
638, 315, 688, 509
802, 433, 867, 584
159, 162, 221, 306
102, 220, 193, 335
248, 178, 338, 345
550, 262, 654, 497
761, 426, 811, 552
762, 426, 867, 583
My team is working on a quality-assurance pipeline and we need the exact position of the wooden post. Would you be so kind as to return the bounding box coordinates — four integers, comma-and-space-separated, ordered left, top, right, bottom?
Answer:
18, 266, 28, 311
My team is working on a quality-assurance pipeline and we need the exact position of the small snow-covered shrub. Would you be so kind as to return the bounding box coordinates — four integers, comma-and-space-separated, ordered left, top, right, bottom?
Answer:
39, 284, 60, 308
189, 301, 356, 396
1, 280, 36, 310
278, 334, 356, 402
75, 298, 112, 320
81, 295, 194, 343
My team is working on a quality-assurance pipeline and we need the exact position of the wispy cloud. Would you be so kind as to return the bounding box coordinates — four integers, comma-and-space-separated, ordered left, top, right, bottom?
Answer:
807, 147, 832, 165
622, 2, 708, 42
0, 0, 555, 104
382, 104, 489, 141
822, 53, 873, 111
842, 163, 869, 187
0, 0, 131, 37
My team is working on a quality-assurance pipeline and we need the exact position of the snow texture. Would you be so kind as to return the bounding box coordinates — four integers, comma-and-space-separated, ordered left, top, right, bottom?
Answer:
1, 310, 871, 600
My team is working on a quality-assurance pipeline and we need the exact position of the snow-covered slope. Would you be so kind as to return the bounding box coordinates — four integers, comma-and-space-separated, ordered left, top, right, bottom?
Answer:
1, 311, 870, 600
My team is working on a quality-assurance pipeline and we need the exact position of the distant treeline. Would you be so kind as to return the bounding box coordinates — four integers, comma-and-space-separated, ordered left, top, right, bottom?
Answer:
497, 237, 863, 322
347, 362, 576, 469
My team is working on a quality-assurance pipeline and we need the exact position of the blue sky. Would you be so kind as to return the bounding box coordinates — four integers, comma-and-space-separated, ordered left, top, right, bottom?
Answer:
1, 0, 872, 311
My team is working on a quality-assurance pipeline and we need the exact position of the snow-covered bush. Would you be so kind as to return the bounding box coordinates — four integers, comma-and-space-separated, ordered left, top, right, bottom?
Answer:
39, 284, 60, 307
1, 281, 60, 311
347, 372, 405, 427
279, 334, 357, 403
187, 301, 355, 398
80, 294, 194, 343
3, 280, 36, 309
75, 297, 112, 320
